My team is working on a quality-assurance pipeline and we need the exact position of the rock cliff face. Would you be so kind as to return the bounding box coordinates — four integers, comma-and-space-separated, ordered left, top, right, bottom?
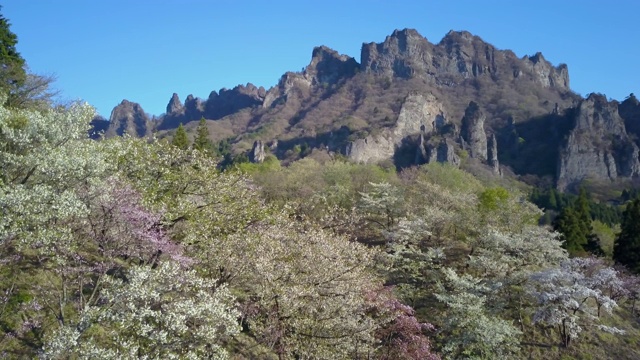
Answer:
106, 100, 151, 137
557, 94, 640, 191
619, 94, 640, 143
524, 52, 569, 89
460, 102, 488, 161
346, 93, 447, 163
361, 29, 569, 91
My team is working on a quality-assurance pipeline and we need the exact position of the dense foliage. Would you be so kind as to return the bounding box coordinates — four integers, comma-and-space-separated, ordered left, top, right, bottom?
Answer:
0, 98, 443, 359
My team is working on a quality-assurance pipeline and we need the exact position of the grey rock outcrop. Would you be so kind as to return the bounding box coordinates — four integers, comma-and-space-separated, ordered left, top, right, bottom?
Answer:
167, 93, 184, 114
557, 94, 640, 190
487, 133, 501, 175
460, 101, 488, 161
205, 83, 265, 119
264, 46, 358, 108
185, 94, 204, 121
415, 132, 429, 164
249, 140, 266, 163
361, 28, 431, 79
263, 72, 312, 108
304, 46, 359, 86
346, 93, 447, 163
525, 53, 569, 89
619, 94, 640, 143
427, 138, 460, 166
106, 99, 151, 138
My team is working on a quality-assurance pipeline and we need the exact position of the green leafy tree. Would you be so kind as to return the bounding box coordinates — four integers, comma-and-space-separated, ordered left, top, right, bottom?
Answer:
193, 117, 213, 153
614, 199, 640, 273
171, 123, 189, 150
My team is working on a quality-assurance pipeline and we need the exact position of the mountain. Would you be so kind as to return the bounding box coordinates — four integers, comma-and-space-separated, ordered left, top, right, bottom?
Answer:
97, 28, 640, 193
105, 99, 151, 138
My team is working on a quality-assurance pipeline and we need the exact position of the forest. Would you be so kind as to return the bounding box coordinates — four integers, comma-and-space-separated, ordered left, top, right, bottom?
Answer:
2, 10, 640, 360
3, 100, 640, 359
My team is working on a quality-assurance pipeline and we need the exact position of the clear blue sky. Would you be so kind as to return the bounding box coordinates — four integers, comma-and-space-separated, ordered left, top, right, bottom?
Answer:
3, 0, 638, 117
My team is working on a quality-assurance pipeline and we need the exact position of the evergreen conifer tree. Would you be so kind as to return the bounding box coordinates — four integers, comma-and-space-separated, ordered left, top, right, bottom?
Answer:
554, 207, 587, 255
193, 117, 213, 153
614, 199, 640, 273
171, 123, 189, 150
548, 189, 558, 210
0, 8, 26, 92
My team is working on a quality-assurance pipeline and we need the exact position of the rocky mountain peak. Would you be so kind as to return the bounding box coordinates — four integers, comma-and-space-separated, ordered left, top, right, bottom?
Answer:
439, 29, 480, 46
360, 28, 431, 78
106, 99, 150, 138
527, 52, 546, 64
167, 93, 184, 114
304, 45, 358, 86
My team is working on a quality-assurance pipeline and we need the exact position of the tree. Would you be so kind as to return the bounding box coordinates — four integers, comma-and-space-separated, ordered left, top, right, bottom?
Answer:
171, 123, 189, 149
529, 258, 623, 348
435, 268, 522, 359
0, 100, 241, 357
614, 199, 640, 273
359, 182, 405, 235
5, 71, 58, 110
42, 262, 239, 359
107, 139, 428, 359
554, 207, 587, 255
0, 8, 26, 94
193, 117, 213, 153
548, 188, 558, 209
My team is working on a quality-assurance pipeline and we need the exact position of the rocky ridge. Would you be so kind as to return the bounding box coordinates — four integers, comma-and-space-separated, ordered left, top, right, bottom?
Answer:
97, 28, 640, 191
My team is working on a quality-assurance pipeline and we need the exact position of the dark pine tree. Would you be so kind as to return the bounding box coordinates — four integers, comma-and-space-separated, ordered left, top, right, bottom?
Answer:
614, 199, 640, 273
193, 117, 213, 154
171, 123, 189, 150
554, 207, 587, 255
575, 188, 603, 256
548, 188, 558, 210
0, 7, 26, 93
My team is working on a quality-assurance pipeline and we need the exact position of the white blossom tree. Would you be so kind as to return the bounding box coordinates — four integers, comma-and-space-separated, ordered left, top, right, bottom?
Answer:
529, 258, 623, 347
435, 268, 522, 359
